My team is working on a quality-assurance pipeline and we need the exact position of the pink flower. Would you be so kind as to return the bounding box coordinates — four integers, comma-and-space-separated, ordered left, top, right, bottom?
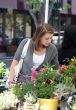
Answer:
31, 77, 36, 81
40, 68, 46, 72
31, 69, 38, 76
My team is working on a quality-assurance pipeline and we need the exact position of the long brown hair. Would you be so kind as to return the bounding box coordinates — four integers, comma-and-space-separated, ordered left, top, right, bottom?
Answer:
32, 23, 54, 50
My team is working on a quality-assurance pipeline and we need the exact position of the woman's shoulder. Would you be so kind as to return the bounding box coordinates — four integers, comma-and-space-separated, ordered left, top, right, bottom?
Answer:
20, 38, 28, 44
49, 43, 57, 50
19, 38, 29, 47
48, 43, 58, 55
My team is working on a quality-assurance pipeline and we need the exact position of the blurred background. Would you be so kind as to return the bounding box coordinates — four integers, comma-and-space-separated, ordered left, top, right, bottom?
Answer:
0, 0, 75, 67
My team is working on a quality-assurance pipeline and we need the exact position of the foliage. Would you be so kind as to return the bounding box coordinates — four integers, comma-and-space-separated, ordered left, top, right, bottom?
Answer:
65, 3, 71, 9
31, 64, 58, 99
54, 60, 76, 100
60, 64, 76, 76
12, 59, 76, 101
66, 94, 76, 110
13, 64, 72, 100
54, 84, 76, 100
59, 63, 76, 86
55, 57, 76, 99
25, 0, 58, 13
12, 64, 59, 100
69, 57, 76, 66
24, 91, 37, 104
12, 84, 24, 99
25, 0, 42, 12
71, 101, 76, 110
0, 62, 9, 77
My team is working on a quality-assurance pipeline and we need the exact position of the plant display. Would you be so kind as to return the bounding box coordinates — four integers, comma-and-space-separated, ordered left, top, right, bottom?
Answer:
24, 91, 37, 104
64, 94, 76, 110
31, 65, 58, 99
55, 62, 76, 99
54, 83, 76, 100
60, 64, 76, 75
71, 101, 76, 110
13, 63, 76, 98
0, 62, 9, 78
60, 58, 76, 77
59, 63, 76, 87
13, 64, 61, 100
68, 57, 76, 66
0, 90, 19, 110
0, 62, 9, 87
12, 58, 76, 106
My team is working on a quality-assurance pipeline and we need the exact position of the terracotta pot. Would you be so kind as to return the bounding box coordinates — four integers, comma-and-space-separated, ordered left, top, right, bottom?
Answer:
38, 98, 58, 110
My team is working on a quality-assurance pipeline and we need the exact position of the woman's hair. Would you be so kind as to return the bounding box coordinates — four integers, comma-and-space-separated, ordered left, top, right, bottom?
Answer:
32, 23, 54, 50
62, 25, 76, 49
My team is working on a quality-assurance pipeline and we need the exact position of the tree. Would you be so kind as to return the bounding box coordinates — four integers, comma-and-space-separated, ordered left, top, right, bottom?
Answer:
24, 0, 59, 26
25, 0, 42, 12
24, 0, 43, 27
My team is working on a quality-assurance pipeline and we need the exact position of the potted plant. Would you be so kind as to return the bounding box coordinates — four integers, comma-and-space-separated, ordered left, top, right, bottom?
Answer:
0, 62, 9, 79
23, 91, 38, 110
71, 100, 76, 110
12, 82, 38, 110
68, 56, 76, 66
0, 62, 9, 93
31, 64, 59, 110
62, 93, 76, 110
12, 61, 76, 110
56, 62, 76, 110
59, 64, 76, 88
12, 64, 59, 110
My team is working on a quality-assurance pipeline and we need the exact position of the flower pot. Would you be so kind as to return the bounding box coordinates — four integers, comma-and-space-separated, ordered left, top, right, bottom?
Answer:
38, 98, 58, 110
23, 102, 39, 110
4, 107, 16, 110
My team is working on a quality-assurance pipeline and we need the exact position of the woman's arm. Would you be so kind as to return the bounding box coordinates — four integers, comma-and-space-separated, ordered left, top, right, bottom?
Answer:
50, 44, 60, 69
51, 53, 60, 69
9, 59, 18, 82
9, 39, 28, 83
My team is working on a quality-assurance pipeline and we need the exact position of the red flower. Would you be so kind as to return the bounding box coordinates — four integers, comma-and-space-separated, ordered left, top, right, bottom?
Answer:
45, 79, 53, 84
60, 65, 68, 70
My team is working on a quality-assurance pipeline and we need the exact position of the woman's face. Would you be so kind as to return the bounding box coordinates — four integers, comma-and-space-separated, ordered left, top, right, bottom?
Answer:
40, 33, 53, 47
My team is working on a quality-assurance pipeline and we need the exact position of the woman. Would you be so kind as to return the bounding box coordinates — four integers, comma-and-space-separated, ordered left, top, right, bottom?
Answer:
58, 25, 76, 65
9, 23, 59, 83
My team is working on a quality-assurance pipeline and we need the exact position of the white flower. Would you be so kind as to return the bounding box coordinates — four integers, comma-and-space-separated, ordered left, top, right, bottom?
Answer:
24, 91, 37, 104
0, 90, 19, 110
